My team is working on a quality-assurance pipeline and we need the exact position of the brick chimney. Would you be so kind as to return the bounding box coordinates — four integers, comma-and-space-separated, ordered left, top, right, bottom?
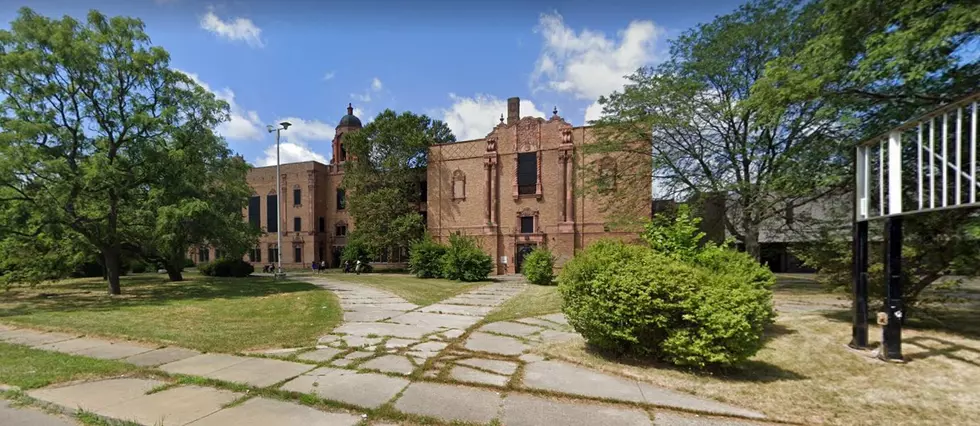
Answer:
507, 97, 520, 125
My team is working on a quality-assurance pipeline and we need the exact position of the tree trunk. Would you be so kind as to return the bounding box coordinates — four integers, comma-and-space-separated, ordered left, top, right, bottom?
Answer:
741, 215, 762, 261
103, 247, 122, 295
164, 260, 184, 282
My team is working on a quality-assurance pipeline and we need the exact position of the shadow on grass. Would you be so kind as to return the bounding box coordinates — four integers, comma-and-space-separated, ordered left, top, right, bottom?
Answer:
576, 322, 806, 384
903, 335, 980, 366
820, 303, 980, 340
0, 274, 321, 318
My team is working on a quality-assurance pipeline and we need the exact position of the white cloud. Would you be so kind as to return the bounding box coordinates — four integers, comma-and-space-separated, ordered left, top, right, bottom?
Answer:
530, 12, 664, 123
350, 92, 372, 103
371, 77, 383, 91
200, 9, 264, 48
277, 117, 335, 141
584, 100, 605, 123
440, 93, 546, 141
175, 69, 265, 140
353, 107, 371, 123
255, 142, 328, 166
323, 71, 335, 81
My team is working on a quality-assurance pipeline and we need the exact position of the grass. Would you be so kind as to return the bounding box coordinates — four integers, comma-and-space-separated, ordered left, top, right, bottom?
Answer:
484, 284, 563, 323
0, 342, 139, 389
528, 273, 980, 426
0, 274, 343, 353
320, 270, 483, 306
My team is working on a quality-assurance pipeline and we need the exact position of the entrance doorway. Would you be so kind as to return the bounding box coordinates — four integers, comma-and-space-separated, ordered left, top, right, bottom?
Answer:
515, 244, 536, 274
332, 246, 343, 269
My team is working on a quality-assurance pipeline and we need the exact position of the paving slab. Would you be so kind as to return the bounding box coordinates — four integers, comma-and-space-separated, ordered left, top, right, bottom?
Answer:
341, 335, 384, 348
28, 378, 166, 411
502, 393, 652, 426
343, 309, 402, 322
360, 355, 416, 375
410, 341, 448, 353
334, 322, 440, 339
440, 298, 506, 306
186, 397, 362, 426
72, 341, 156, 360
449, 365, 509, 387
98, 385, 240, 426
297, 348, 343, 362
518, 353, 545, 363
480, 321, 544, 337
245, 347, 305, 358
515, 317, 566, 329
456, 358, 519, 375
418, 304, 494, 316
538, 330, 582, 343
0, 399, 77, 426
0, 330, 77, 346
205, 357, 315, 388
280, 367, 410, 409
343, 298, 408, 304
383, 338, 417, 348
637, 382, 765, 419
159, 353, 248, 376
389, 312, 481, 329
393, 382, 503, 424
341, 302, 419, 311
538, 313, 569, 325
440, 329, 465, 340
464, 332, 530, 356
344, 350, 375, 360
33, 337, 114, 355
316, 335, 341, 346
123, 347, 202, 367
521, 360, 645, 403
653, 412, 764, 425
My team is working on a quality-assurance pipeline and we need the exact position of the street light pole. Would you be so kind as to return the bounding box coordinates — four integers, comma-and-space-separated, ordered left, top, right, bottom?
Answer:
268, 122, 292, 278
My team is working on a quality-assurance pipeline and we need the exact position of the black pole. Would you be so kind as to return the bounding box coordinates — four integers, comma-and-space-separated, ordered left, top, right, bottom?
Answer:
850, 220, 869, 349
880, 216, 904, 361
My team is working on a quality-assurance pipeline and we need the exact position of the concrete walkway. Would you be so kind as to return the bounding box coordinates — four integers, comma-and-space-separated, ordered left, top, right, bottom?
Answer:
0, 398, 79, 426
1, 276, 772, 425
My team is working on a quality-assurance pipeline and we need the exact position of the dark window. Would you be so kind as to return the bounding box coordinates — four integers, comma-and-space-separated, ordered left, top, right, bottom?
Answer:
198, 246, 210, 262
340, 143, 346, 161
293, 188, 301, 205
248, 196, 261, 227
518, 152, 537, 195
250, 247, 261, 263
294, 217, 302, 232
420, 181, 427, 202
294, 246, 302, 263
266, 195, 278, 232
268, 247, 278, 264
318, 217, 325, 233
520, 216, 535, 234
337, 189, 346, 210
318, 245, 324, 263
214, 248, 224, 259
420, 211, 428, 229
336, 225, 347, 236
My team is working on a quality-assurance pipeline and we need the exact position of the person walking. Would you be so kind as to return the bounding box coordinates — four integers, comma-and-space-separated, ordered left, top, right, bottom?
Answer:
355, 259, 362, 275
320, 260, 326, 272
311, 260, 319, 275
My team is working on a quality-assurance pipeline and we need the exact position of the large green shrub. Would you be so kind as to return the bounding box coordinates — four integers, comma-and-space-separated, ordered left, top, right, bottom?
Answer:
441, 234, 493, 282
198, 258, 254, 277
558, 239, 775, 368
409, 234, 446, 278
522, 247, 555, 285
642, 204, 707, 259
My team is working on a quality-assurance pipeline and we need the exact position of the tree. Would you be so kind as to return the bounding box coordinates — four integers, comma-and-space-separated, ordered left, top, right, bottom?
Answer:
341, 109, 454, 253
589, 0, 852, 260
0, 8, 229, 294
126, 123, 258, 281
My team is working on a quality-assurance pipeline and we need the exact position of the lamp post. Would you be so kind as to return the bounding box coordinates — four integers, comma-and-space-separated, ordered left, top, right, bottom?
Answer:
267, 121, 292, 278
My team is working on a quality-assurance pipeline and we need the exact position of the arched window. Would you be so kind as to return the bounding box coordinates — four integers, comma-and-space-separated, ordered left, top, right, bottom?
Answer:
452, 170, 466, 200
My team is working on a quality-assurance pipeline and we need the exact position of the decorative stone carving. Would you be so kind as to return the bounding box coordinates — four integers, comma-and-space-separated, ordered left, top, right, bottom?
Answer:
486, 136, 497, 152
516, 118, 541, 153
561, 127, 573, 145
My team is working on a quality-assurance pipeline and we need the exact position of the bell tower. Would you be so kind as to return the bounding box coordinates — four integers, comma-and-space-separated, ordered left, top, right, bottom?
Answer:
331, 103, 362, 164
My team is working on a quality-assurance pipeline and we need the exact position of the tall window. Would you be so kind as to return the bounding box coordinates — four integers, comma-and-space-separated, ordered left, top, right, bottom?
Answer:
335, 224, 347, 236
214, 248, 225, 259
268, 247, 278, 264
294, 217, 302, 232
518, 152, 537, 195
520, 216, 535, 234
340, 143, 346, 161
336, 189, 346, 210
318, 217, 325, 233
293, 187, 302, 206
266, 194, 278, 232
250, 247, 261, 263
247, 196, 261, 228
420, 181, 427, 202
452, 170, 466, 200
198, 246, 210, 262
294, 246, 302, 263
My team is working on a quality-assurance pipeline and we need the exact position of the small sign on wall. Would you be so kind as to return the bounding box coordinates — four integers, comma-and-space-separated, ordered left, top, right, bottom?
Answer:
501, 256, 508, 264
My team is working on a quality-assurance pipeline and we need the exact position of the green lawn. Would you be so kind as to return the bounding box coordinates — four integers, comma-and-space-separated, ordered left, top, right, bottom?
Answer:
0, 342, 139, 389
484, 284, 562, 323
0, 274, 342, 353
321, 271, 483, 306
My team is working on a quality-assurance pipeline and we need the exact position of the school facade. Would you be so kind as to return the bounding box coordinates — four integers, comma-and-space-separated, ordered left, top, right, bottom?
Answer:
190, 98, 653, 274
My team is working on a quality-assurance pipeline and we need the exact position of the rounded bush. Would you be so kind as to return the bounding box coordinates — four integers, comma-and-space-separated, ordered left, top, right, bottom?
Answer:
198, 258, 254, 277
441, 234, 493, 282
409, 235, 446, 278
522, 247, 555, 285
558, 239, 775, 368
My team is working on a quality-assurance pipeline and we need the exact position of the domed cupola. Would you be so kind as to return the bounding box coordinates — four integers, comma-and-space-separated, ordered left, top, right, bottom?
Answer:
337, 103, 362, 129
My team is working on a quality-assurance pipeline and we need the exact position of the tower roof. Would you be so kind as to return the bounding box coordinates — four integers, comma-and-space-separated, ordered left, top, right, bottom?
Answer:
337, 103, 362, 128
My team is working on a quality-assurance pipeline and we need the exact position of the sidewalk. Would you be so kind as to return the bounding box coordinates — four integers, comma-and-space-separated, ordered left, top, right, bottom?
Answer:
0, 398, 77, 426
1, 277, 771, 426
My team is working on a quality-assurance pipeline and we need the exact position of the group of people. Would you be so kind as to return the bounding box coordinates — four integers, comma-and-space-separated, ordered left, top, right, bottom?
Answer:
261, 259, 365, 275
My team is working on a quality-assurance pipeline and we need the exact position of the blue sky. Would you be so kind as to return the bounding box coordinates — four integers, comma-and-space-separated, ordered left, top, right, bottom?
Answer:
1, 0, 746, 166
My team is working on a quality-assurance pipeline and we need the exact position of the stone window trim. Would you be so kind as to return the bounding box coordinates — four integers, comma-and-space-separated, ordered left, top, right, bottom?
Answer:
292, 185, 302, 207
515, 208, 541, 235
512, 118, 544, 201
451, 169, 466, 201
334, 221, 348, 237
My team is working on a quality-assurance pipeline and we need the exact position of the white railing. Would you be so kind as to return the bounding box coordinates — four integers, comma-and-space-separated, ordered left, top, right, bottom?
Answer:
856, 93, 980, 221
